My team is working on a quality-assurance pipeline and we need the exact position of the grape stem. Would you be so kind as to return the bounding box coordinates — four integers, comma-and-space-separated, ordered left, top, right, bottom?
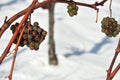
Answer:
109, 0, 112, 17
0, 0, 108, 37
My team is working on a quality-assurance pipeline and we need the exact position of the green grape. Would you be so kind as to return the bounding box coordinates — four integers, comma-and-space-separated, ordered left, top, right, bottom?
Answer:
33, 22, 39, 27
117, 25, 120, 31
29, 41, 35, 50
29, 46, 34, 50
32, 31, 37, 37
101, 28, 106, 33
68, 11, 74, 17
23, 34, 28, 39
75, 6, 78, 11
37, 28, 42, 33
28, 34, 33, 40
72, 9, 77, 15
34, 42, 40, 50
113, 31, 119, 37
33, 26, 38, 31
28, 39, 32, 43
42, 31, 47, 36
34, 35, 41, 42
72, 3, 76, 9
67, 5, 73, 11
104, 29, 109, 34
23, 40, 28, 45
29, 42, 35, 47
29, 26, 33, 31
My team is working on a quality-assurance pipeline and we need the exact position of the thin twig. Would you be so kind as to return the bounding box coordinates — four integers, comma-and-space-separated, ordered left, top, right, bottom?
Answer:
96, 9, 99, 22
106, 39, 120, 80
57, 0, 108, 10
8, 26, 25, 80
4, 16, 8, 23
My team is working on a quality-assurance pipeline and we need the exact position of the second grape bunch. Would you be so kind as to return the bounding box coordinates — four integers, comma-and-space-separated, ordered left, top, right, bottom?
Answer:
67, 3, 79, 17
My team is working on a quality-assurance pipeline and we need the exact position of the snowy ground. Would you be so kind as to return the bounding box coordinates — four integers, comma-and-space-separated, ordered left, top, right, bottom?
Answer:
0, 0, 120, 80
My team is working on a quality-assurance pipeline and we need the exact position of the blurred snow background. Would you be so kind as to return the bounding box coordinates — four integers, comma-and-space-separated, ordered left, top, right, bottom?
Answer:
0, 0, 120, 80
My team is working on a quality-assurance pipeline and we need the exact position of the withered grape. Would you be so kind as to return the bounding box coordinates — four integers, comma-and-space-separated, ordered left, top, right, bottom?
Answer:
10, 21, 47, 51
101, 17, 120, 37
67, 3, 78, 17
33, 22, 39, 27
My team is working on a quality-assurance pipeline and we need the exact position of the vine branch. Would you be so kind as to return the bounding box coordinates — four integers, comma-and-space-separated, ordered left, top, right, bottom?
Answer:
106, 39, 120, 80
0, 0, 107, 38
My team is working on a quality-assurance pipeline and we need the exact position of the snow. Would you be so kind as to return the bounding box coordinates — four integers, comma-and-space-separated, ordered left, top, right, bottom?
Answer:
0, 0, 120, 80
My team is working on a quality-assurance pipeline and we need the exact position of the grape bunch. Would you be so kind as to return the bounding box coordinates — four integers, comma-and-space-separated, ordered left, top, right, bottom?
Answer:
10, 22, 47, 50
67, 3, 78, 17
101, 17, 120, 37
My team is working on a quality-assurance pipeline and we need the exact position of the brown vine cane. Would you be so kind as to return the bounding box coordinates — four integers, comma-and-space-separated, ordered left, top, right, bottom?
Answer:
106, 39, 120, 80
8, 26, 26, 80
